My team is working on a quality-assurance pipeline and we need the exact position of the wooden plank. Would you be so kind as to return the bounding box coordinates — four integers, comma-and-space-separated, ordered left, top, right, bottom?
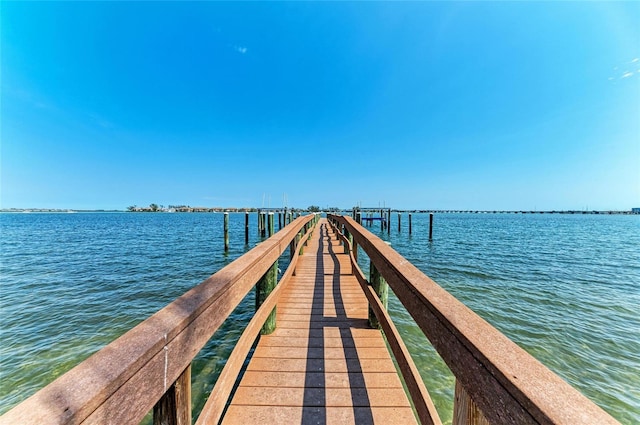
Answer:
218, 219, 417, 425
239, 371, 403, 389
222, 406, 417, 424
333, 214, 620, 425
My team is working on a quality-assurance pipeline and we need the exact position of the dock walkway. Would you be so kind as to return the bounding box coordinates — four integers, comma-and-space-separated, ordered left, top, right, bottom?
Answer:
221, 219, 417, 424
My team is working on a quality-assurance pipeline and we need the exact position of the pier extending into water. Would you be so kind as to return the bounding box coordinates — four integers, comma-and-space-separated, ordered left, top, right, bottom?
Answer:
0, 215, 620, 425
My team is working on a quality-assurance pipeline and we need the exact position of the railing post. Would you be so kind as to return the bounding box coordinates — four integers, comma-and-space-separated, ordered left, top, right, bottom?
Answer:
256, 261, 278, 334
368, 262, 388, 329
453, 380, 489, 425
343, 226, 350, 254
297, 230, 304, 255
153, 364, 191, 425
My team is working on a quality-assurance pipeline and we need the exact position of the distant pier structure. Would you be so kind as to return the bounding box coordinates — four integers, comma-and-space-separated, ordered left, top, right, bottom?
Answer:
352, 207, 391, 231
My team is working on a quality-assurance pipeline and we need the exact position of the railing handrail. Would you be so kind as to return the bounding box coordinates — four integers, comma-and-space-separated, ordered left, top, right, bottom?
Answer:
328, 214, 619, 425
0, 214, 316, 425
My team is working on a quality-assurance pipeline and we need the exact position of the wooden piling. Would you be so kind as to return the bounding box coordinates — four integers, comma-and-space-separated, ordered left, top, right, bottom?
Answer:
398, 212, 401, 232
256, 261, 278, 334
368, 262, 388, 329
409, 213, 412, 235
429, 213, 434, 240
453, 380, 489, 425
268, 213, 274, 237
244, 212, 249, 245
224, 212, 229, 252
153, 364, 191, 425
387, 209, 391, 234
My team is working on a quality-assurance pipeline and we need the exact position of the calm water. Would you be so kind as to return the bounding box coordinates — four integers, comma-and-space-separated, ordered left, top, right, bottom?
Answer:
1, 212, 638, 423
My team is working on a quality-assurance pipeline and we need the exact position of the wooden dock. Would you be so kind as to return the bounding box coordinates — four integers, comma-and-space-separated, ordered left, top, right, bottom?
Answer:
221, 220, 417, 424
0, 213, 620, 425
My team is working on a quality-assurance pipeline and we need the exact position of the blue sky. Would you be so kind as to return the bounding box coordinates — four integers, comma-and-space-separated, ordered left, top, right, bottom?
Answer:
2, 1, 639, 210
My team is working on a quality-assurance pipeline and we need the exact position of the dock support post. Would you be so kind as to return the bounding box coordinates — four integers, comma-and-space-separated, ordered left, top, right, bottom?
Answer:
409, 213, 412, 235
256, 261, 278, 334
388, 208, 391, 234
262, 213, 267, 237
153, 364, 191, 425
368, 263, 388, 329
224, 212, 229, 252
453, 380, 489, 425
244, 212, 249, 245
257, 210, 262, 236
398, 212, 401, 232
429, 213, 434, 240
268, 213, 274, 237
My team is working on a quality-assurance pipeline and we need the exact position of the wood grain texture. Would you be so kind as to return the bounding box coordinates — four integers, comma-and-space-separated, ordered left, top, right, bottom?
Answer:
0, 216, 315, 425
330, 214, 620, 425
218, 220, 417, 425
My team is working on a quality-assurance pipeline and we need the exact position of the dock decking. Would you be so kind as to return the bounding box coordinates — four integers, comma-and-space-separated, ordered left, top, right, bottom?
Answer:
221, 219, 417, 424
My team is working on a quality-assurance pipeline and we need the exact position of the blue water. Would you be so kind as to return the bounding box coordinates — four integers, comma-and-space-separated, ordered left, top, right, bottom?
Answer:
1, 212, 638, 423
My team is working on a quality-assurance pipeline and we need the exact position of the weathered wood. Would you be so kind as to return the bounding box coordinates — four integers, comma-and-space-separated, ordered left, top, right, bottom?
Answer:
429, 213, 433, 240
153, 364, 191, 425
367, 263, 388, 330
409, 213, 412, 235
245, 212, 249, 245
453, 380, 490, 425
268, 212, 274, 237
219, 220, 417, 425
0, 215, 314, 425
224, 212, 229, 252
196, 221, 314, 425
329, 214, 620, 425
328, 217, 441, 425
256, 261, 278, 335
261, 213, 267, 237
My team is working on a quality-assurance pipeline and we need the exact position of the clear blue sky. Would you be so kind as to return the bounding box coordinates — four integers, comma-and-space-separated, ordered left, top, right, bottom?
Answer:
2, 1, 639, 210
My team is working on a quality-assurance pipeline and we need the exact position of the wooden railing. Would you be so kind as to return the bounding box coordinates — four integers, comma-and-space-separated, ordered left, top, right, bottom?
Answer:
327, 214, 619, 425
326, 216, 442, 425
0, 214, 319, 425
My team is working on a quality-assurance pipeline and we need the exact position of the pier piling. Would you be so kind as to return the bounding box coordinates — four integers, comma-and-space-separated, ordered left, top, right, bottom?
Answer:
244, 212, 249, 245
409, 213, 412, 235
268, 213, 274, 237
224, 212, 229, 252
429, 213, 434, 241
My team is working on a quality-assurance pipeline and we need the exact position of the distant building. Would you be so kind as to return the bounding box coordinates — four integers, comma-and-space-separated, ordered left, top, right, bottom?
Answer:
632, 208, 640, 214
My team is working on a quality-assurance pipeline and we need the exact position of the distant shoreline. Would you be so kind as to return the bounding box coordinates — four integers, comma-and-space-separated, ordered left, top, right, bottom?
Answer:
2, 208, 638, 215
